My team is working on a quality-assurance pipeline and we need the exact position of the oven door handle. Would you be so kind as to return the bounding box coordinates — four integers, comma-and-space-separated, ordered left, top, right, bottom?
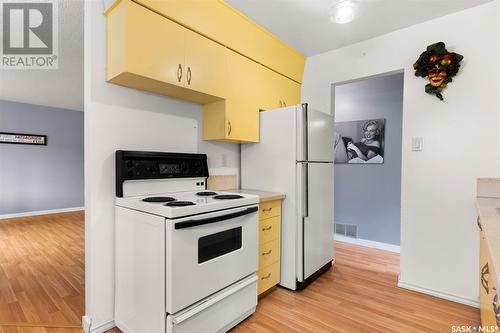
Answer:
174, 206, 258, 230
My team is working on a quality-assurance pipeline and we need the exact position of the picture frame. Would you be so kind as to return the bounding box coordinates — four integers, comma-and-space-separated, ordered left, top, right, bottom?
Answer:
0, 132, 47, 146
334, 118, 386, 164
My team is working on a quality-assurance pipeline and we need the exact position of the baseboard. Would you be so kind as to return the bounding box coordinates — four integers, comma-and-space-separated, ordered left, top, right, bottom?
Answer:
334, 234, 400, 253
397, 279, 480, 308
0, 207, 84, 220
82, 316, 92, 333
82, 316, 115, 333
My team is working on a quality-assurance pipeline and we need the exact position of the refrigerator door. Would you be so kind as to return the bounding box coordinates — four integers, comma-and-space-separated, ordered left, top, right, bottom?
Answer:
296, 104, 334, 162
297, 161, 334, 281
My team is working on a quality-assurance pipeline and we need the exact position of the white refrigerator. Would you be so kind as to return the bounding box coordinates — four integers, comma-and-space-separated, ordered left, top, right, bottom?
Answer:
241, 103, 334, 290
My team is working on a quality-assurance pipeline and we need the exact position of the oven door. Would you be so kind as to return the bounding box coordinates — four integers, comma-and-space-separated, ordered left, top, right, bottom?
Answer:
166, 205, 259, 314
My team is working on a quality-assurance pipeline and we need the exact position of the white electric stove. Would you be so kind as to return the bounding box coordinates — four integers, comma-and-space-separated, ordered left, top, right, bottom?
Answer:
114, 151, 259, 333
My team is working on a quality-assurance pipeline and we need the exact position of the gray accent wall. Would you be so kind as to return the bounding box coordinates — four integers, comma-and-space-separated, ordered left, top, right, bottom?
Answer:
334, 73, 403, 245
0, 100, 84, 215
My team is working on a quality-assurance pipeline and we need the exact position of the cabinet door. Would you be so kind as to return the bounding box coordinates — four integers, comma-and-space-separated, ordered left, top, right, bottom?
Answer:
126, 1, 186, 87
259, 66, 301, 110
185, 30, 227, 98
225, 51, 260, 142
259, 66, 283, 111
280, 75, 301, 107
480, 231, 491, 325
479, 228, 500, 331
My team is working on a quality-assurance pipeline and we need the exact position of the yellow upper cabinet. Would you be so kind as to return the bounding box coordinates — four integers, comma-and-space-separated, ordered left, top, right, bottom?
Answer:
106, 0, 303, 143
259, 66, 301, 111
225, 50, 260, 142
106, 0, 226, 104
134, 0, 306, 83
202, 49, 260, 143
184, 30, 228, 99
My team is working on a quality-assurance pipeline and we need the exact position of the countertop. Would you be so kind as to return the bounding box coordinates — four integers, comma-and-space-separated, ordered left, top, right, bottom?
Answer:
477, 178, 500, 291
229, 189, 286, 203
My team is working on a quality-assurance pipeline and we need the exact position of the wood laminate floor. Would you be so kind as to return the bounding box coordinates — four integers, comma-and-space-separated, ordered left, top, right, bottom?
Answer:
0, 212, 85, 329
231, 242, 480, 333
1, 212, 479, 333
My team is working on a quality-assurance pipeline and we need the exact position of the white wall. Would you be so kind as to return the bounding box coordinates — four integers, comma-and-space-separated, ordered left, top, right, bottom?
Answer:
302, 1, 500, 306
84, 1, 240, 330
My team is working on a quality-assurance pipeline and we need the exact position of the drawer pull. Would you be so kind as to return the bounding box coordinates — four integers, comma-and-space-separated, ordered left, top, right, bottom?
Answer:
477, 216, 482, 231
262, 208, 273, 212
261, 273, 271, 280
262, 250, 272, 256
481, 263, 489, 293
262, 226, 272, 231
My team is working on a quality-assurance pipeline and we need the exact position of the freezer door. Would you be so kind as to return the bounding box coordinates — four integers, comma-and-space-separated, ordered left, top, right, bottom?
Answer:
297, 162, 334, 281
296, 104, 334, 162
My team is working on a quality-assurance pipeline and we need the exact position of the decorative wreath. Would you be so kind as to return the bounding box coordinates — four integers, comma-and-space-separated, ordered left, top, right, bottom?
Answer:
413, 42, 463, 101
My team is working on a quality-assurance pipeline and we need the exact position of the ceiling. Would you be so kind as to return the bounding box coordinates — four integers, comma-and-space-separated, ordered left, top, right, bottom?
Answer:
0, 0, 84, 111
226, 0, 493, 56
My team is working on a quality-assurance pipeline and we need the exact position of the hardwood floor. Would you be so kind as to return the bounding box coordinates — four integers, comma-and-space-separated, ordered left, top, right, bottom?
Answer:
1, 212, 479, 333
0, 212, 84, 329
0, 324, 83, 333
231, 242, 480, 333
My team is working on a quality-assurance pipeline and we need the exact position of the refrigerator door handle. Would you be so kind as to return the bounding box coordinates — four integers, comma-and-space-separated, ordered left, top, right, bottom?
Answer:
303, 104, 308, 161
302, 162, 309, 218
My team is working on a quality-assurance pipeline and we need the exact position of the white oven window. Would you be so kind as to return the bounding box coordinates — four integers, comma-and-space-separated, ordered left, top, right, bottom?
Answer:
198, 227, 242, 264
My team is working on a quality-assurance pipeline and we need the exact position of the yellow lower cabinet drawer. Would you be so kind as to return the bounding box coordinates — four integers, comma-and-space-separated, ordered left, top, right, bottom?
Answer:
259, 215, 280, 245
259, 200, 281, 220
258, 262, 280, 295
259, 239, 280, 269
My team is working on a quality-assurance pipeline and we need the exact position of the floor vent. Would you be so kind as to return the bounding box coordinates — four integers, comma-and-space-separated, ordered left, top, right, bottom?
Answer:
335, 223, 358, 238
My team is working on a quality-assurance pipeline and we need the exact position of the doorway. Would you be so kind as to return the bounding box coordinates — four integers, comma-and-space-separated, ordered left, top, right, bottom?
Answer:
332, 72, 404, 256
0, 101, 85, 331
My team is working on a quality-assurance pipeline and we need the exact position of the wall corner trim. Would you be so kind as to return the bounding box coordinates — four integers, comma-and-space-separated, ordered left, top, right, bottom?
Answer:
82, 315, 92, 333
334, 234, 400, 253
84, 317, 115, 333
397, 279, 480, 308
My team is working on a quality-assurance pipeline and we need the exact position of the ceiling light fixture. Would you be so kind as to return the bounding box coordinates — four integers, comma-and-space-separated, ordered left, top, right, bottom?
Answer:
330, 0, 356, 24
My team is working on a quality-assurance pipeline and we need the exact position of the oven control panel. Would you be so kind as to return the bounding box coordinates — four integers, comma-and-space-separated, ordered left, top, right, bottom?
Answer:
115, 151, 209, 197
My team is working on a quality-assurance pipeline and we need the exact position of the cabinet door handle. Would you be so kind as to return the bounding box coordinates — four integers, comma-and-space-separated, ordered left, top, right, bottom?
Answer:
477, 216, 482, 231
262, 250, 272, 256
187, 66, 192, 85
262, 226, 272, 231
261, 273, 271, 280
481, 263, 489, 293
279, 100, 283, 107
283, 100, 286, 107
493, 294, 500, 326
177, 64, 183, 82
227, 121, 232, 136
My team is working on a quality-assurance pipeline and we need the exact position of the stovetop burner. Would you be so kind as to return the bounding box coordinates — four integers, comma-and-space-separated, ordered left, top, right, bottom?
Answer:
213, 194, 244, 200
196, 191, 217, 196
142, 196, 176, 203
165, 201, 196, 207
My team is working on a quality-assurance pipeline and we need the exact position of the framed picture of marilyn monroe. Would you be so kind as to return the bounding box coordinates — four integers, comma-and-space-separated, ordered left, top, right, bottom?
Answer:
334, 118, 386, 164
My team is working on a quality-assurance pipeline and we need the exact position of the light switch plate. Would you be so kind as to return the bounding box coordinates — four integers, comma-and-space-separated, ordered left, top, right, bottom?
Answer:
412, 137, 423, 151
